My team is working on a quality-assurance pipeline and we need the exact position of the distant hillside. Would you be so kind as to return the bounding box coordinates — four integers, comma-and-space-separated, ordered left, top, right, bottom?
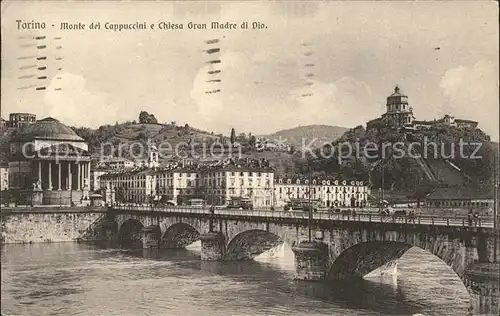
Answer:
260, 125, 349, 150
71, 121, 222, 161
293, 123, 497, 195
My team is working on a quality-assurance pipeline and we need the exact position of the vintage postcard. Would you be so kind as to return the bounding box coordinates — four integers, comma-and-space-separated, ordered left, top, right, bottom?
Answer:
0, 1, 498, 316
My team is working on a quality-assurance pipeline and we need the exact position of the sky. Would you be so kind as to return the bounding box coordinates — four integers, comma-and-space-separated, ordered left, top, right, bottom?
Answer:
1, 1, 499, 140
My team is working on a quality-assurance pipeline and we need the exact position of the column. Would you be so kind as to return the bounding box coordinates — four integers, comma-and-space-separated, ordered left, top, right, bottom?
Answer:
58, 163, 62, 190
292, 241, 329, 281
77, 163, 81, 190
87, 162, 91, 188
200, 232, 226, 260
48, 162, 52, 190
67, 162, 72, 190
38, 161, 42, 182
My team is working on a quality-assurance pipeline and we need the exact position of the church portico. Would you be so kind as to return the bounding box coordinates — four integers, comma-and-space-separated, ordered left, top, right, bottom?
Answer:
35, 159, 91, 192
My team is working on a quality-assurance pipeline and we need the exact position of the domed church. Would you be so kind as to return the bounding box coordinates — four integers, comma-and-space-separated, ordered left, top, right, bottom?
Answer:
8, 117, 91, 205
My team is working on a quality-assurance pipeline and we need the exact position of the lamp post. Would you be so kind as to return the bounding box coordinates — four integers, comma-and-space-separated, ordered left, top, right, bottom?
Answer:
308, 169, 312, 242
149, 177, 154, 207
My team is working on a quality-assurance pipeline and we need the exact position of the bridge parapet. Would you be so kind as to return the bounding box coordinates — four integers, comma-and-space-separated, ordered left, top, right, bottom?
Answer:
110, 205, 496, 229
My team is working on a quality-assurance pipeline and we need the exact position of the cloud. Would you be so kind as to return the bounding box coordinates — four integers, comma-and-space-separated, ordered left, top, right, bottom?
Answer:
288, 76, 375, 128
440, 60, 499, 139
44, 73, 123, 127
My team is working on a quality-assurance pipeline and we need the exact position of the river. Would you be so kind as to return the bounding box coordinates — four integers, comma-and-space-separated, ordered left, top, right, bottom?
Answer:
1, 242, 471, 316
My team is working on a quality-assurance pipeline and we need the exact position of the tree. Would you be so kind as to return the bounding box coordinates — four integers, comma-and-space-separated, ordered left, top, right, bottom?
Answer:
148, 114, 158, 124
184, 123, 189, 129
230, 128, 236, 144
249, 135, 257, 147
139, 111, 150, 124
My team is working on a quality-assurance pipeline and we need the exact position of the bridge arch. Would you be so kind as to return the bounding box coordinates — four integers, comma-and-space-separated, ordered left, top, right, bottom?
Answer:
161, 223, 201, 249
225, 229, 292, 260
327, 236, 475, 294
118, 218, 144, 248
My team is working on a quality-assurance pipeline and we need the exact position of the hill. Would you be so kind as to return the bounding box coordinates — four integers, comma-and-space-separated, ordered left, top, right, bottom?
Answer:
71, 121, 222, 161
259, 125, 348, 150
295, 122, 497, 196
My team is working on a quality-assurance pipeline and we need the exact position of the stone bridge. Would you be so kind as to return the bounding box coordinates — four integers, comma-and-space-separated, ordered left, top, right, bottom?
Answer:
95, 206, 499, 315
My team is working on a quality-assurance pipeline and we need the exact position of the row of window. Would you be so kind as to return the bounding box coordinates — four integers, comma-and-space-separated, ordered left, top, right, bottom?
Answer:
276, 186, 367, 193
276, 179, 365, 186
281, 193, 366, 200
428, 200, 492, 208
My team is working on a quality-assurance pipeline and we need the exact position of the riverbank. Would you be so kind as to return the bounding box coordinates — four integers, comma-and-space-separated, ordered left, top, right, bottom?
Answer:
1, 207, 106, 244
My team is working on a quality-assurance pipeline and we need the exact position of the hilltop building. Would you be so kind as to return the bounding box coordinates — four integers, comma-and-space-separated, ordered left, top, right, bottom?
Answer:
0, 118, 8, 130
8, 113, 36, 128
367, 86, 478, 131
8, 117, 91, 205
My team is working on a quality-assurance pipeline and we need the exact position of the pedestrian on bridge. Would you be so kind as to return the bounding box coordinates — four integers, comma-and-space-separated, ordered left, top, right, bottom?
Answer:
409, 210, 416, 223
473, 212, 480, 226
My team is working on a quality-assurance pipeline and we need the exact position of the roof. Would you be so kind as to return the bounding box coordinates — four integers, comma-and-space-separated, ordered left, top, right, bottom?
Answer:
426, 187, 493, 200
10, 112, 36, 116
455, 119, 478, 124
12, 117, 84, 142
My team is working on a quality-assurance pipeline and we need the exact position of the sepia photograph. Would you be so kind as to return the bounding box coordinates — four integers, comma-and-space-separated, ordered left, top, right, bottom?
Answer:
0, 1, 499, 315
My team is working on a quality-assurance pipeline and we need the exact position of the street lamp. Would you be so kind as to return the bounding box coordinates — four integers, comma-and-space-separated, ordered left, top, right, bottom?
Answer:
149, 177, 154, 207
308, 169, 312, 242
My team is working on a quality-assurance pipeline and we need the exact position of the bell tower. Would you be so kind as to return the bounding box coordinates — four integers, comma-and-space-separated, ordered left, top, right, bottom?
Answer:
147, 140, 159, 168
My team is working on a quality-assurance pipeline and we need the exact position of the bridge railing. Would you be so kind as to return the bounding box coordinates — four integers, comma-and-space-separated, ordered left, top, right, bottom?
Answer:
110, 205, 493, 228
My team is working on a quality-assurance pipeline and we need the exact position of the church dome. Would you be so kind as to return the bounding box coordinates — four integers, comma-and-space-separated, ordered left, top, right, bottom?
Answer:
388, 85, 407, 98
12, 117, 84, 141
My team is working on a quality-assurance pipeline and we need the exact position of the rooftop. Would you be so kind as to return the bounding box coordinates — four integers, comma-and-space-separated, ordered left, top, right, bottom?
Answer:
12, 117, 84, 142
426, 187, 493, 200
388, 85, 407, 98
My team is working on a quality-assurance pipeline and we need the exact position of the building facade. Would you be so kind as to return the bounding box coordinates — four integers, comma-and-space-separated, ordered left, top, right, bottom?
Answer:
8, 117, 91, 205
274, 177, 370, 208
425, 187, 493, 210
100, 164, 275, 207
0, 118, 8, 130
100, 157, 275, 207
199, 166, 274, 207
100, 168, 157, 204
413, 115, 479, 130
90, 168, 110, 191
8, 113, 36, 128
0, 163, 8, 191
94, 156, 135, 170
